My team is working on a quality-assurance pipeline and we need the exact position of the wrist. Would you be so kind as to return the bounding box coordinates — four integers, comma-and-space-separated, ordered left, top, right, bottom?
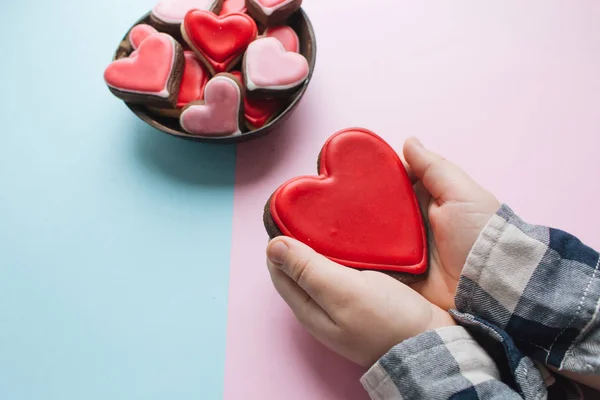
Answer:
427, 306, 456, 332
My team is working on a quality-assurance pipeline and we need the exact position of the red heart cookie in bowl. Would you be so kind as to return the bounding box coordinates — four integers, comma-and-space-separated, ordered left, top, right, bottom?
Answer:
182, 10, 257, 75
150, 51, 210, 118
177, 52, 209, 107
179, 74, 244, 136
230, 70, 284, 130
104, 33, 184, 108
243, 92, 284, 130
246, 0, 303, 27
264, 128, 428, 281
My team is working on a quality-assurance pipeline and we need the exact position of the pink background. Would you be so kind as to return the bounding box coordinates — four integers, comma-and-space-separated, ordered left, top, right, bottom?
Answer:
225, 1, 600, 399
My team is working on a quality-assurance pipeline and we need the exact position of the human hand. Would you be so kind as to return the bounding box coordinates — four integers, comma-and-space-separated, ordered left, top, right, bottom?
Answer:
266, 237, 456, 368
402, 138, 501, 310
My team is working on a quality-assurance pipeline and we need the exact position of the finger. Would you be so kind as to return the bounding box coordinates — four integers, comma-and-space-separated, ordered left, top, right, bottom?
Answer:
403, 137, 483, 204
267, 259, 338, 335
413, 181, 434, 221
401, 158, 417, 184
267, 237, 363, 316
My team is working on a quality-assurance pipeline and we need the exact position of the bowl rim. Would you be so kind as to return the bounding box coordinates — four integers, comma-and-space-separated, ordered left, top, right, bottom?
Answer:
115, 8, 317, 144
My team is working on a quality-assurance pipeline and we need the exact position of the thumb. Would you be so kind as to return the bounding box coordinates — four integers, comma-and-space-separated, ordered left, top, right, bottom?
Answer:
403, 137, 484, 203
267, 237, 362, 314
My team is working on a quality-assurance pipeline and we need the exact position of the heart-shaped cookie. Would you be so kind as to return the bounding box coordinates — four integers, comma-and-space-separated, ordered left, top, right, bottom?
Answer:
179, 74, 243, 136
264, 25, 299, 53
178, 51, 209, 107
152, 0, 223, 24
264, 128, 428, 277
182, 10, 257, 75
220, 0, 247, 15
230, 71, 284, 129
150, 51, 211, 118
243, 37, 308, 96
151, 0, 224, 39
246, 0, 303, 26
244, 96, 284, 129
128, 24, 158, 50
104, 33, 184, 107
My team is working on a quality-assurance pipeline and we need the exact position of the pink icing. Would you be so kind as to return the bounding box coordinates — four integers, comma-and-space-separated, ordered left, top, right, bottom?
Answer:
180, 76, 241, 136
255, 0, 293, 8
129, 24, 159, 50
244, 37, 309, 91
152, 0, 219, 24
104, 33, 175, 96
220, 0, 247, 15
252, 0, 299, 15
264, 26, 299, 53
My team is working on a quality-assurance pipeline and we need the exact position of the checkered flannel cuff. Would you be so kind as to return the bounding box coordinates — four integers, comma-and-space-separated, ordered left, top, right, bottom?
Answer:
361, 326, 523, 400
455, 204, 600, 373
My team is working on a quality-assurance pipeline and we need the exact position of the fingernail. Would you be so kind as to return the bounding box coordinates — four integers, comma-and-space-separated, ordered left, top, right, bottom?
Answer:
268, 240, 289, 264
412, 137, 425, 149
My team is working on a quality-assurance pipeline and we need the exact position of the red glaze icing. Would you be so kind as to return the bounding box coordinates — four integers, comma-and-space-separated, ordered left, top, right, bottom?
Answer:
220, 0, 247, 15
264, 26, 299, 53
230, 71, 283, 128
244, 96, 283, 128
129, 24, 159, 50
270, 128, 428, 274
177, 51, 209, 107
104, 33, 175, 95
183, 10, 257, 73
230, 71, 244, 87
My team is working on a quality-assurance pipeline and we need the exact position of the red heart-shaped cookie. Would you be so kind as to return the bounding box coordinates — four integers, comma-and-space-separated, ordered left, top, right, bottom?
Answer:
230, 71, 284, 129
267, 128, 428, 274
177, 51, 209, 107
182, 10, 257, 74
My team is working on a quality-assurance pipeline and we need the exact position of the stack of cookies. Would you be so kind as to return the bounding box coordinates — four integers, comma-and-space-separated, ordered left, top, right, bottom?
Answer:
104, 0, 309, 137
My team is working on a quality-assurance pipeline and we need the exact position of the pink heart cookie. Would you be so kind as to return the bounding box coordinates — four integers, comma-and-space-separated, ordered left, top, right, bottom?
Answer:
220, 0, 246, 15
264, 25, 299, 53
243, 37, 309, 95
128, 24, 159, 50
180, 74, 243, 136
253, 0, 297, 14
152, 0, 223, 24
246, 0, 302, 26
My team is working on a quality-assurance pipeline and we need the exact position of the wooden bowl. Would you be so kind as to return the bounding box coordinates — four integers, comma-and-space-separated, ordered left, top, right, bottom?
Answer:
113, 9, 317, 144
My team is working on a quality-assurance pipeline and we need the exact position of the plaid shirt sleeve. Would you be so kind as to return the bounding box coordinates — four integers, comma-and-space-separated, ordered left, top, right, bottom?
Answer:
455, 204, 600, 374
360, 325, 540, 399
361, 204, 599, 399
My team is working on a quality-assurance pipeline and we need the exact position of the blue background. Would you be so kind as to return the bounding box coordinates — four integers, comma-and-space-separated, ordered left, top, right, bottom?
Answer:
0, 1, 236, 398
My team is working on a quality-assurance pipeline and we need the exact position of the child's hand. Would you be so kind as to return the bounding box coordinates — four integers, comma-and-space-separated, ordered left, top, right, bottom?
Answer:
266, 237, 456, 367
403, 138, 501, 310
